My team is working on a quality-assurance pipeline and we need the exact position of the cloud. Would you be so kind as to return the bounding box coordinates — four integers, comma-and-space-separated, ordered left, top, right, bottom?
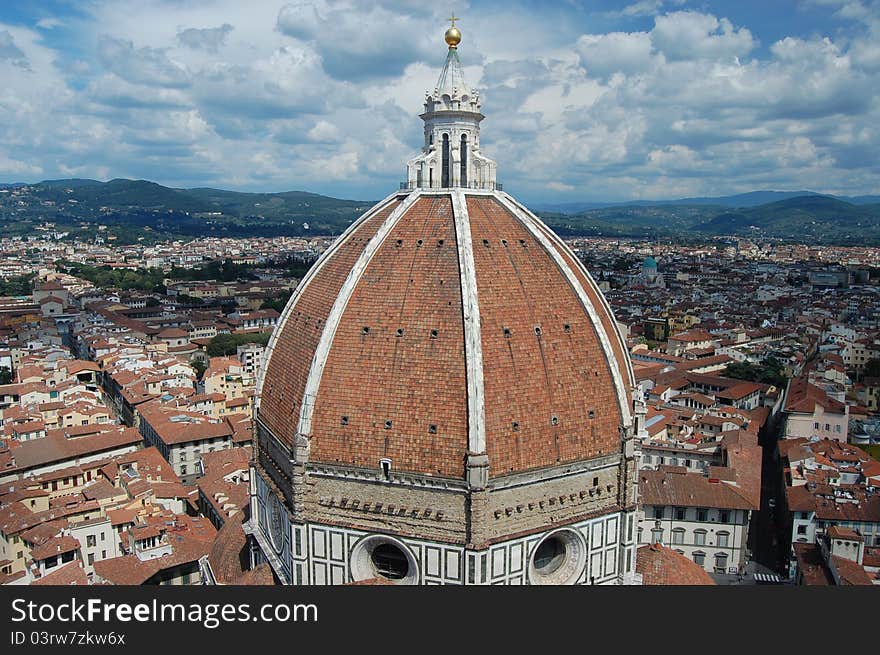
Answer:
0, 2, 877, 202
651, 11, 756, 61
576, 31, 654, 78
0, 30, 29, 69
276, 1, 437, 80
0, 155, 42, 176
608, 1, 664, 19
177, 23, 234, 53
97, 36, 190, 87
36, 18, 63, 30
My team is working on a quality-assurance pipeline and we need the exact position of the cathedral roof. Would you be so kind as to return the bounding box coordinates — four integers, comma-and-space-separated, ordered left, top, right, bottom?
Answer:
257, 189, 633, 481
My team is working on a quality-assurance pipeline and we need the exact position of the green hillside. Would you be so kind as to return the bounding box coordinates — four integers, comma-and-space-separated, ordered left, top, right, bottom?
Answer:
2, 178, 879, 244
549, 194, 880, 243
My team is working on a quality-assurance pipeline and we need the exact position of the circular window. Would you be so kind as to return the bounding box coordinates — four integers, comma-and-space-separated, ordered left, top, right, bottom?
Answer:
370, 544, 409, 580
350, 535, 419, 585
268, 494, 285, 553
528, 529, 587, 585
533, 537, 566, 576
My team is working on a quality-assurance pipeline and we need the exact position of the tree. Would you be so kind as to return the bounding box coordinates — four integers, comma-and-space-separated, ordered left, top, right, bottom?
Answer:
207, 332, 271, 357
0, 367, 12, 385
724, 356, 788, 389
0, 275, 34, 296
260, 289, 293, 313
865, 358, 880, 379
190, 359, 207, 380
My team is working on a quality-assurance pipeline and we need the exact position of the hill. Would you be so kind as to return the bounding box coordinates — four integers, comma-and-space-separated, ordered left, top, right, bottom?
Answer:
541, 195, 880, 243
0, 178, 374, 243
2, 178, 879, 245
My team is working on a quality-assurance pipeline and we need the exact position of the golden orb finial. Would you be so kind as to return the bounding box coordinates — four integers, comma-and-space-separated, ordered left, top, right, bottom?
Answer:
445, 13, 461, 48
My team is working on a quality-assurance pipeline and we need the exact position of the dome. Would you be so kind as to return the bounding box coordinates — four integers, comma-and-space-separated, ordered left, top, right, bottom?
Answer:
249, 21, 643, 587
642, 255, 657, 269
256, 189, 634, 481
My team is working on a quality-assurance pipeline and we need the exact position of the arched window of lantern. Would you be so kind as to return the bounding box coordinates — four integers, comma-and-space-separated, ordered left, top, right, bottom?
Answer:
441, 133, 450, 188
460, 134, 468, 187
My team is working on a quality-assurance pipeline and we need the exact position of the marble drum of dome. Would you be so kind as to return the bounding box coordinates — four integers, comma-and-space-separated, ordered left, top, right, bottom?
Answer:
247, 20, 645, 587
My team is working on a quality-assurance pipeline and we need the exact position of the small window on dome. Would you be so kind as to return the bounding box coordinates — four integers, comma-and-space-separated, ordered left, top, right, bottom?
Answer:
430, 329, 439, 339
384, 420, 393, 430
416, 239, 423, 247
361, 326, 370, 335
503, 327, 511, 338
396, 239, 403, 247
534, 326, 542, 337
396, 328, 404, 337
482, 239, 489, 247
564, 323, 571, 333
512, 421, 519, 431
438, 239, 445, 246
341, 416, 349, 426
428, 424, 437, 434
501, 239, 508, 247
551, 415, 559, 426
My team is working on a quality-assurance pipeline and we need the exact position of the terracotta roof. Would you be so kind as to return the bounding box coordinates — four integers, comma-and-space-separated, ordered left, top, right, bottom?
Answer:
785, 376, 847, 414
138, 403, 233, 446
346, 577, 396, 585
636, 544, 715, 585
206, 513, 272, 585
831, 556, 874, 585
793, 543, 834, 585
7, 426, 142, 471
258, 193, 633, 479
668, 329, 715, 342
94, 515, 216, 585
827, 526, 862, 541
33, 562, 90, 586
639, 466, 758, 510
31, 535, 80, 561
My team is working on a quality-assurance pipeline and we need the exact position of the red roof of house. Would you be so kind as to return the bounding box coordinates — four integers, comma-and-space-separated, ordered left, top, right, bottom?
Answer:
636, 544, 715, 585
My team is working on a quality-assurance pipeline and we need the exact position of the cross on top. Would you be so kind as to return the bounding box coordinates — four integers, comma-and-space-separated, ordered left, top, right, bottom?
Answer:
448, 13, 459, 28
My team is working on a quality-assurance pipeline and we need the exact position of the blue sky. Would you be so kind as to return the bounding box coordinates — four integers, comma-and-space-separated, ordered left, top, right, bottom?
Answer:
0, 0, 878, 203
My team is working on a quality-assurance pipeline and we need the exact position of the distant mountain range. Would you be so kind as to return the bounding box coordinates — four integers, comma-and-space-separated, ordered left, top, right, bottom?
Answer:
1, 178, 879, 245
532, 190, 880, 213
538, 194, 880, 244
0, 178, 373, 242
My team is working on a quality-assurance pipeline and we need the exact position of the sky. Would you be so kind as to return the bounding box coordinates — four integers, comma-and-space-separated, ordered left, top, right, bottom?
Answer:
0, 0, 878, 203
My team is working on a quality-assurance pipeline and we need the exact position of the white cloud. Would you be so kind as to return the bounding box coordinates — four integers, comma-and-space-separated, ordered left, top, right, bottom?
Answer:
97, 36, 190, 87
35, 18, 62, 30
0, 30, 29, 68
576, 32, 655, 78
276, 1, 437, 80
177, 24, 234, 53
0, 3, 877, 202
651, 11, 756, 61
0, 155, 42, 176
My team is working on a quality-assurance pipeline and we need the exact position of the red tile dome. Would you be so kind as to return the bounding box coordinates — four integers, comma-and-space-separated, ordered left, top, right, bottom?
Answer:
256, 189, 634, 481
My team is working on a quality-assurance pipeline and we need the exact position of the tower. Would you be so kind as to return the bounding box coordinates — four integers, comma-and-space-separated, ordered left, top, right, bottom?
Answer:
248, 21, 641, 586
405, 19, 497, 191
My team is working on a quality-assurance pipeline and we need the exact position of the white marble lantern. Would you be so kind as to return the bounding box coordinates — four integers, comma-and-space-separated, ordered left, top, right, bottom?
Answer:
405, 33, 497, 190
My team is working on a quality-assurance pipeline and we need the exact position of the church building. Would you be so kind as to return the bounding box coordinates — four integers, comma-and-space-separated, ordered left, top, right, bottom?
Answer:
247, 21, 644, 585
